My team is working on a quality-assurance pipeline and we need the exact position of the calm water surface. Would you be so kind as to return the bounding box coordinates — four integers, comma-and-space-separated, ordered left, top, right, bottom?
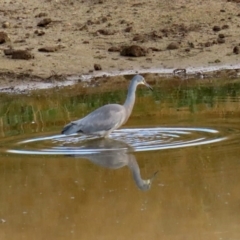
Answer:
0, 77, 240, 240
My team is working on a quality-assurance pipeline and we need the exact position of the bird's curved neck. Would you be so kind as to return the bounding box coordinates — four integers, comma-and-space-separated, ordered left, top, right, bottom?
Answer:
123, 80, 137, 119
127, 155, 147, 190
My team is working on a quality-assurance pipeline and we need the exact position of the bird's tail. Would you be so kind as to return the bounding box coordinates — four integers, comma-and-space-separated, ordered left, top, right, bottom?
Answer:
61, 122, 80, 135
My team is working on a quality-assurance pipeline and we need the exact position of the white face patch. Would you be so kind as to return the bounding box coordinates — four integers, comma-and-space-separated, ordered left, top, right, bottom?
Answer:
140, 79, 146, 85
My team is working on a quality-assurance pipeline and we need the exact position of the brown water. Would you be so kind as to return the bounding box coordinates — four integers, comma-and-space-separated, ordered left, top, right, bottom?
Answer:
0, 76, 240, 240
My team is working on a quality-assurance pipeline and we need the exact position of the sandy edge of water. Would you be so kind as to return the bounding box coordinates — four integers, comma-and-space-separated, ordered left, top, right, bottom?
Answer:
0, 64, 240, 94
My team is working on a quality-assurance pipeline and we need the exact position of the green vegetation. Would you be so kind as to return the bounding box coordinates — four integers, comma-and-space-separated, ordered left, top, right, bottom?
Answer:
0, 78, 240, 137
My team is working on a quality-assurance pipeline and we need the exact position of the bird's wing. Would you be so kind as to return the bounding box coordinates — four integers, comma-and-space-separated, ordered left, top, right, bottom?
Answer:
73, 104, 126, 134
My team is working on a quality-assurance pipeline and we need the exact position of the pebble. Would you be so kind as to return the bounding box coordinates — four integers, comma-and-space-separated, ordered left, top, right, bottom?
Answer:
233, 46, 239, 54
0, 31, 10, 44
94, 63, 102, 70
11, 50, 34, 60
132, 34, 145, 42
222, 24, 229, 29
108, 46, 120, 52
212, 25, 221, 31
120, 45, 148, 57
2, 21, 10, 28
38, 46, 60, 52
217, 38, 225, 44
167, 42, 180, 50
37, 18, 52, 27
34, 29, 45, 36
218, 33, 225, 38
97, 29, 115, 35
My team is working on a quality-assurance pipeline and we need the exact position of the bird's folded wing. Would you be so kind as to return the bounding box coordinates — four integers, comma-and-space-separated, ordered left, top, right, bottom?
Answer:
79, 104, 125, 134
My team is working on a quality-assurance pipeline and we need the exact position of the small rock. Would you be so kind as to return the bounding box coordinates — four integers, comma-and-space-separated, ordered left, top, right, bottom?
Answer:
38, 46, 60, 52
3, 48, 14, 56
120, 20, 127, 24
217, 38, 225, 44
79, 24, 88, 31
14, 39, 26, 44
173, 68, 186, 76
37, 18, 52, 27
204, 42, 212, 47
222, 24, 229, 29
166, 42, 180, 50
108, 46, 120, 52
94, 20, 101, 25
101, 17, 108, 23
94, 63, 102, 70
213, 25, 221, 31
35, 12, 48, 18
34, 29, 45, 36
86, 20, 94, 25
97, 29, 115, 35
2, 21, 10, 28
132, 35, 145, 42
0, 31, 10, 44
188, 42, 195, 48
161, 27, 169, 35
120, 45, 147, 57
11, 50, 34, 60
150, 31, 162, 39
233, 46, 239, 54
148, 47, 161, 52
218, 33, 225, 38
125, 26, 132, 32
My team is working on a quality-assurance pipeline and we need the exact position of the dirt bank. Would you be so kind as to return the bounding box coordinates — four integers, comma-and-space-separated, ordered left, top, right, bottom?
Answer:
0, 0, 240, 88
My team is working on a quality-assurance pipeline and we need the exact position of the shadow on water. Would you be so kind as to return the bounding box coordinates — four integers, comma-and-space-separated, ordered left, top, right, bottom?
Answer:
65, 138, 158, 191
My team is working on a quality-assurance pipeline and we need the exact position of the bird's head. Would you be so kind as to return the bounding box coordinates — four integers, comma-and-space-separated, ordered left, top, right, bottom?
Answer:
139, 171, 159, 191
133, 75, 153, 91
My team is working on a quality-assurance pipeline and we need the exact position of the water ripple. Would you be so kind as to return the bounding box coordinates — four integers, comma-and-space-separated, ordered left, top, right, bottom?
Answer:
6, 127, 227, 155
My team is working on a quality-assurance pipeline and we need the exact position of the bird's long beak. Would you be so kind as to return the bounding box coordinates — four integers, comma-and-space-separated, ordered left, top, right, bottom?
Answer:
150, 171, 159, 182
145, 82, 153, 91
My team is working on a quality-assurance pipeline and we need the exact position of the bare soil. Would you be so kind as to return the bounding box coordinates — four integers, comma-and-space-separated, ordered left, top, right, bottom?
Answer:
0, 0, 240, 88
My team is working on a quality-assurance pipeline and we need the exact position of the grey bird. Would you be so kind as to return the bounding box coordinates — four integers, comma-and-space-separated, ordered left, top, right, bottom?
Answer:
61, 75, 152, 137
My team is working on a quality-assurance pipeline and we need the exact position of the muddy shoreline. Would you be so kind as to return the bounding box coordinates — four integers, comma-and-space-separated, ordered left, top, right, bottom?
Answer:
1, 0, 240, 92
0, 64, 240, 94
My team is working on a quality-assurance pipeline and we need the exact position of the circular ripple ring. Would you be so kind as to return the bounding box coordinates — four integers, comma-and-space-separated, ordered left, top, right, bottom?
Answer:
7, 127, 227, 155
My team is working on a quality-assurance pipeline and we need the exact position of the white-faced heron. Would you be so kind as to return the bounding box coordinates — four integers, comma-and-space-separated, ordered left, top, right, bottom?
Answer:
61, 75, 152, 137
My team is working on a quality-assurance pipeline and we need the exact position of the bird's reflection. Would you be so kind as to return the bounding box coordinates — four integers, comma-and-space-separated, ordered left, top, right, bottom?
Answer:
66, 138, 158, 191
